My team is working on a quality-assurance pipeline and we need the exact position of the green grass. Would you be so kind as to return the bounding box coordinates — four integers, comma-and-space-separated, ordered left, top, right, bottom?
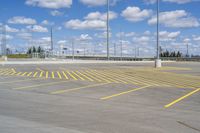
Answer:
7, 54, 30, 58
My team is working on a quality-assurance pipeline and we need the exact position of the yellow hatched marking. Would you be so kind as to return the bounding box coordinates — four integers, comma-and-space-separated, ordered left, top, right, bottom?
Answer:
1, 70, 11, 76
36, 68, 44, 72
21, 72, 28, 76
104, 71, 142, 85
120, 71, 165, 86
52, 72, 55, 79
76, 71, 94, 81
16, 72, 22, 76
87, 70, 112, 83
12, 68, 16, 73
101, 85, 151, 100
135, 72, 197, 88
39, 72, 44, 78
51, 83, 110, 95
1, 70, 11, 75
9, 71, 16, 75
84, 70, 102, 82
105, 70, 149, 85
92, 70, 120, 83
165, 88, 200, 108
62, 71, 69, 79
33, 72, 38, 77
57, 71, 62, 79
46, 71, 49, 79
71, 71, 85, 81
66, 71, 78, 80
27, 72, 33, 77
100, 70, 128, 84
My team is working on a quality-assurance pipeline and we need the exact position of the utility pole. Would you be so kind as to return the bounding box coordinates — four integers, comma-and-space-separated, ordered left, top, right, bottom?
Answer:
155, 0, 162, 68
106, 0, 110, 60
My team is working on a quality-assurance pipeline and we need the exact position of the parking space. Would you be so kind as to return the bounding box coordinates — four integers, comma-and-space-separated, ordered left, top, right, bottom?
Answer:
0, 61, 200, 133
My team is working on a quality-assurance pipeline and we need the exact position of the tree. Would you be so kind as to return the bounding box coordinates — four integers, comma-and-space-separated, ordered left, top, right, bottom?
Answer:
37, 46, 42, 53
32, 46, 36, 53
27, 48, 32, 54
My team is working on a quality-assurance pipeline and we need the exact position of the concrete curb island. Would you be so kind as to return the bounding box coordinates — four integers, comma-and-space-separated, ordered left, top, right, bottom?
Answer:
0, 59, 175, 65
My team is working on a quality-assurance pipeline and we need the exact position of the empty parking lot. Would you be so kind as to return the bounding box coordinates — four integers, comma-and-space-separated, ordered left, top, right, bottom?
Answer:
0, 61, 199, 133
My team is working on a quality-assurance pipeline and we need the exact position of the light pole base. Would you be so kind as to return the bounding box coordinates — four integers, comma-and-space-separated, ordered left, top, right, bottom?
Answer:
2, 56, 7, 61
155, 59, 162, 68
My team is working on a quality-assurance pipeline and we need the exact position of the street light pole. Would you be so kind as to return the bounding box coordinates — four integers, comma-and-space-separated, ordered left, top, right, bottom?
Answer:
72, 39, 74, 60
155, 0, 162, 68
107, 0, 110, 60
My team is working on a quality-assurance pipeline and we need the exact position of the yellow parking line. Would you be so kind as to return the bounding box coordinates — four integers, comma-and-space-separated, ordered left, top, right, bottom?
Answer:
39, 71, 44, 78
27, 72, 33, 77
0, 78, 45, 84
101, 85, 151, 100
62, 71, 69, 79
46, 71, 49, 79
57, 71, 62, 79
76, 71, 94, 81
52, 72, 55, 79
165, 88, 200, 108
13, 80, 72, 90
51, 83, 110, 95
66, 71, 78, 80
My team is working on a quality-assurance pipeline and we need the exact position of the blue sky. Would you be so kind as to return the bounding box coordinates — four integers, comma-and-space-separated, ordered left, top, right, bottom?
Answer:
0, 0, 200, 56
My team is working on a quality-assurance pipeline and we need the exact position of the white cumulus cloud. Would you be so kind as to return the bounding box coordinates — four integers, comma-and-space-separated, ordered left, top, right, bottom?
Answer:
25, 0, 72, 9
148, 10, 200, 28
121, 6, 152, 22
27, 25, 48, 32
8, 16, 37, 25
65, 11, 117, 30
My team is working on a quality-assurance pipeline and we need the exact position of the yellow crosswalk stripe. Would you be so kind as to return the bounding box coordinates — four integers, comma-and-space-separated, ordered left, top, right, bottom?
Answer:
62, 71, 69, 79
